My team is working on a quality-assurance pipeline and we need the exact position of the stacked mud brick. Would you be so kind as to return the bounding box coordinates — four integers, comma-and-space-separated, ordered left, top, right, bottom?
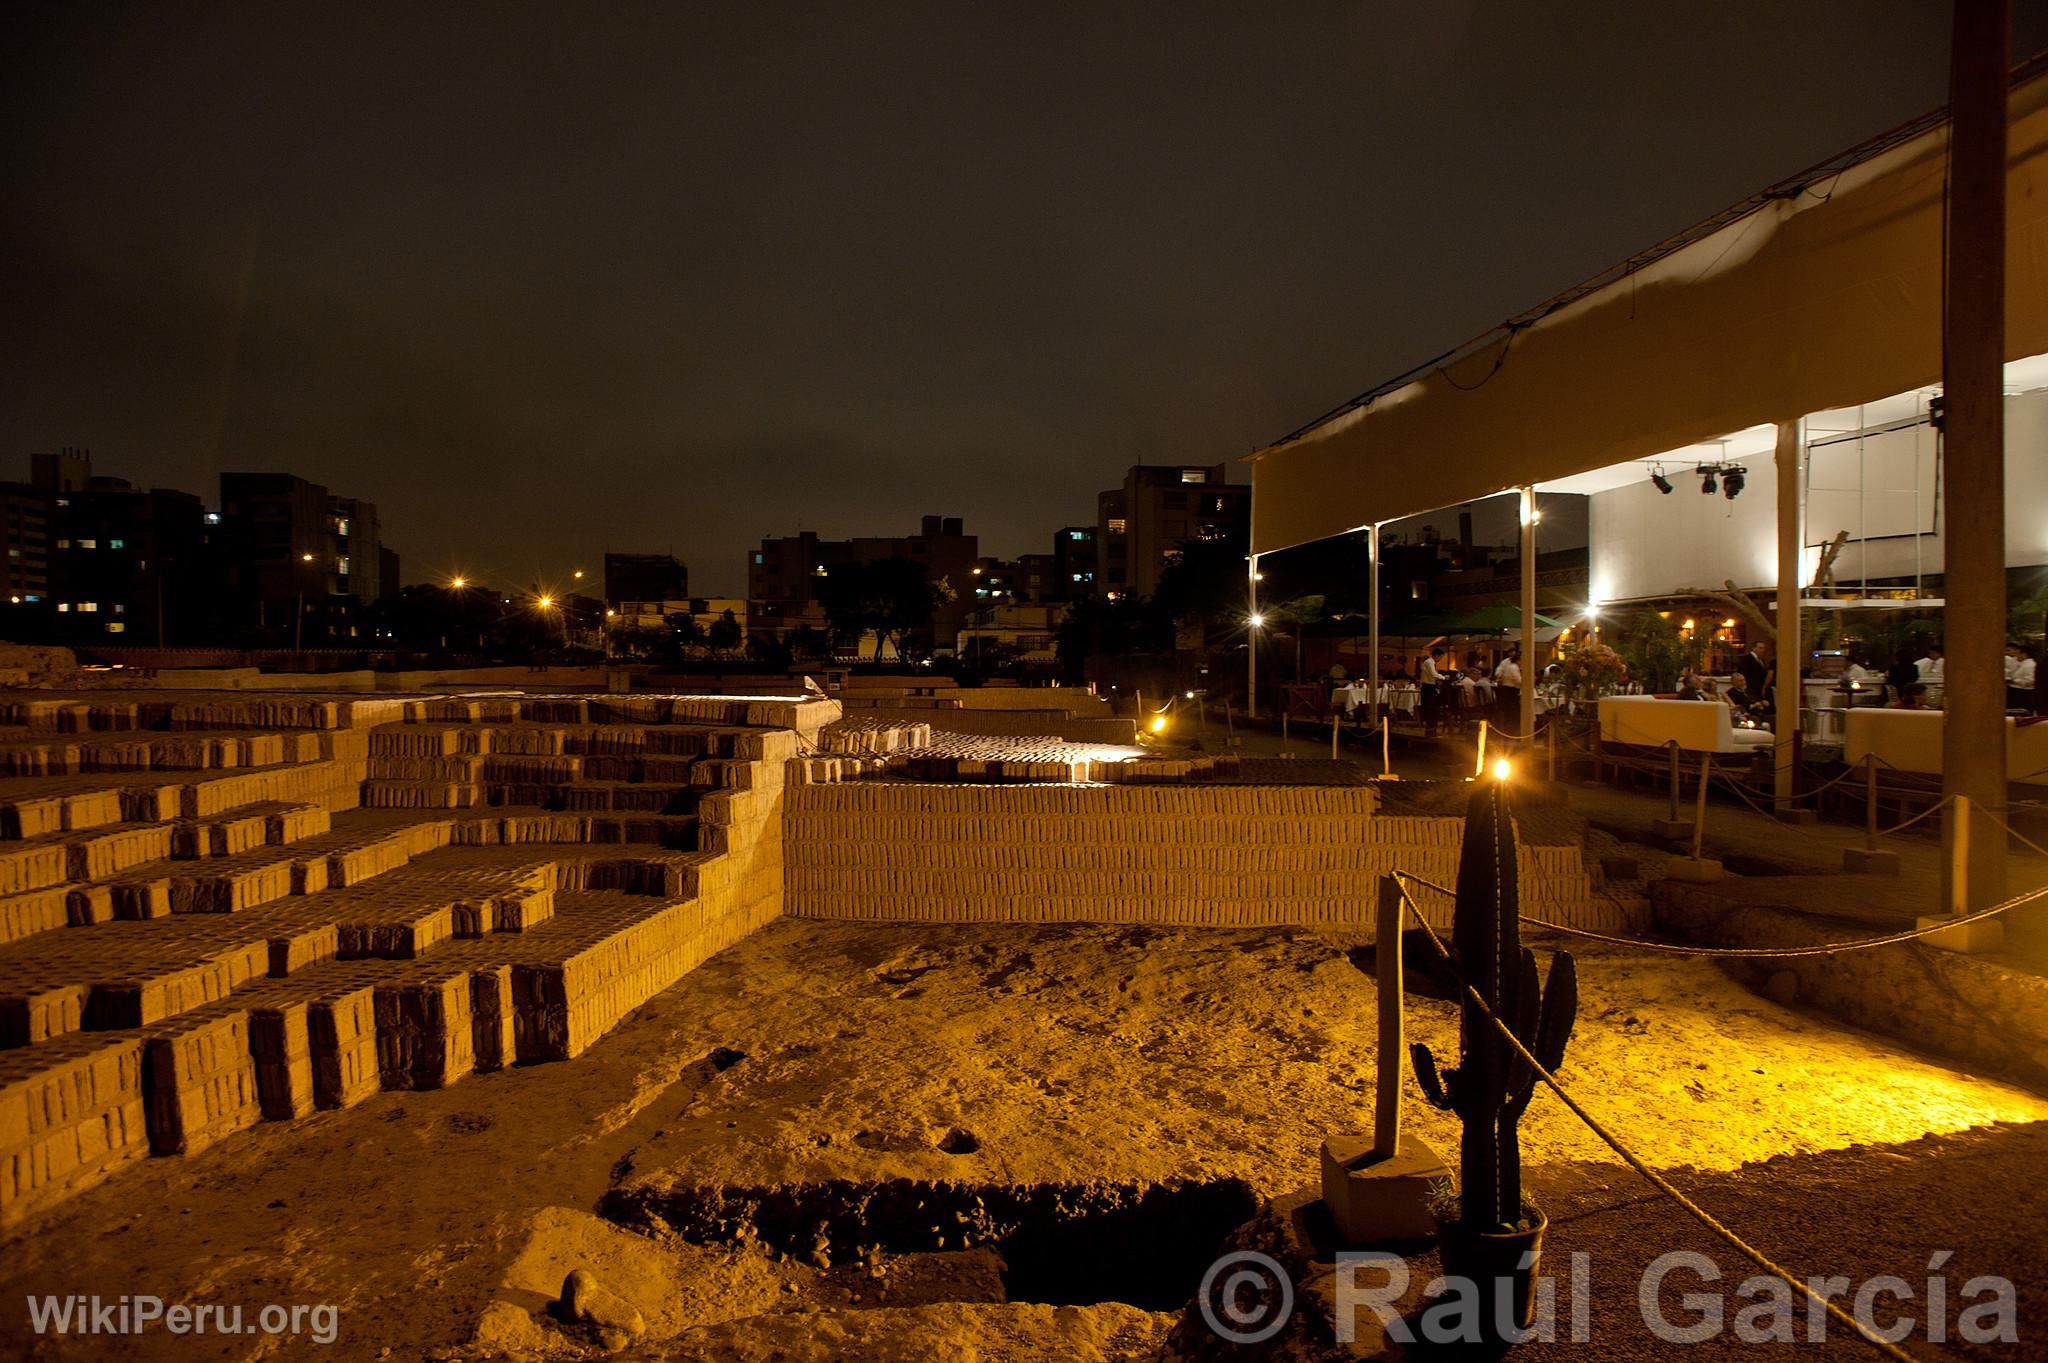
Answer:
785, 781, 1605, 929
0, 691, 827, 1229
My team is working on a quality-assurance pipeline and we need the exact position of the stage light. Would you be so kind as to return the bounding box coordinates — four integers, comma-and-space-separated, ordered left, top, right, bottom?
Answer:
1700, 469, 1718, 495
1722, 467, 1746, 499
1650, 470, 1674, 495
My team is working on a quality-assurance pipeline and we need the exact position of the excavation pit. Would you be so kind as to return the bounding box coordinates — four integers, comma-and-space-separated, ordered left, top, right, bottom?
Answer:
605, 1176, 1260, 1310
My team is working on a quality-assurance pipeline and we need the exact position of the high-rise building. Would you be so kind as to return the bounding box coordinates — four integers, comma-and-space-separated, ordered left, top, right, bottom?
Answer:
1095, 463, 1249, 599
47, 477, 205, 644
217, 473, 390, 644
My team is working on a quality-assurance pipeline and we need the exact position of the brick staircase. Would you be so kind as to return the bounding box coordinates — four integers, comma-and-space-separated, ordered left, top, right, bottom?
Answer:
0, 692, 816, 1229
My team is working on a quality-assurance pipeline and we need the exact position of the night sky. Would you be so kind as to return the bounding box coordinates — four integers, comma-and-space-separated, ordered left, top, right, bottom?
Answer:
6, 3, 2043, 597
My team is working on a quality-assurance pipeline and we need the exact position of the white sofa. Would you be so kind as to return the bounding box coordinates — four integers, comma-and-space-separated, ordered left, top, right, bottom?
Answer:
1843, 709, 2048, 786
1598, 696, 1777, 754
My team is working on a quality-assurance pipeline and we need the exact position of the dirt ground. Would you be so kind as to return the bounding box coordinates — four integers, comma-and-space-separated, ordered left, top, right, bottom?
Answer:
3, 917, 2044, 1362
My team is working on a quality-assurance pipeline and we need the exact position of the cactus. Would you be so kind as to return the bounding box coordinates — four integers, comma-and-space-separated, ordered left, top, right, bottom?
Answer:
1410, 780, 1578, 1232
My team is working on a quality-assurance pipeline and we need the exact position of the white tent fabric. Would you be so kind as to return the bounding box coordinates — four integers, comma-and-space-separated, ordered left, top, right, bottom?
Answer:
1248, 69, 2048, 556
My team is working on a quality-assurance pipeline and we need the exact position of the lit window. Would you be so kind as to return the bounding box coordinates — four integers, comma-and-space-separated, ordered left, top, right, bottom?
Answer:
55, 539, 69, 550
205, 512, 221, 525
753, 553, 764, 565
1180, 469, 1206, 484
1107, 518, 1127, 535
108, 538, 124, 549
78, 602, 97, 612
56, 603, 69, 613
106, 622, 124, 634
76, 539, 95, 549
113, 604, 124, 614
1068, 530, 1088, 541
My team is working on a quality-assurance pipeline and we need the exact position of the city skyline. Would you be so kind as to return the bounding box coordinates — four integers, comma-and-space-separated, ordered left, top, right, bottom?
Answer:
8, 5, 2047, 596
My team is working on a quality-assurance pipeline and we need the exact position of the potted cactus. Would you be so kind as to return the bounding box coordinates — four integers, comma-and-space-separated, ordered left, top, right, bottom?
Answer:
1410, 778, 1577, 1337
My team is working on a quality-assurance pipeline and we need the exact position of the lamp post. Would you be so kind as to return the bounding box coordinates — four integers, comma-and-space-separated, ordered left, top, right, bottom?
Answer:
294, 552, 315, 654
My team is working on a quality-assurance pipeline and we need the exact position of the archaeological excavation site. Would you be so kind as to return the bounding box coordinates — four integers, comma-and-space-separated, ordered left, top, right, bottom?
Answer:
0, 677, 2043, 1363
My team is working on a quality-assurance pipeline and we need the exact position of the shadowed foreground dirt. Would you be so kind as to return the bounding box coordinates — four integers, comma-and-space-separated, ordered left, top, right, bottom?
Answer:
2, 918, 2043, 1361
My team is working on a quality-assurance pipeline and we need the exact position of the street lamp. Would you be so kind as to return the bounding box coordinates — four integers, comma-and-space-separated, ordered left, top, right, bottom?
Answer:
295, 553, 316, 653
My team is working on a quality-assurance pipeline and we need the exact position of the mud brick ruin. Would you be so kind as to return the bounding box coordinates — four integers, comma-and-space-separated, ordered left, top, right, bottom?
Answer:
0, 688, 1621, 1232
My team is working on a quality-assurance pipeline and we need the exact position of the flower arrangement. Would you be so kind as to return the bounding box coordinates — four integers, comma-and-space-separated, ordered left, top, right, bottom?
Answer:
1552, 641, 1626, 703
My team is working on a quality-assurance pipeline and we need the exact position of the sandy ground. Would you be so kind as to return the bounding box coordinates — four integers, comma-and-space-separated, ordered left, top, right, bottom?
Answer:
3, 918, 2045, 1362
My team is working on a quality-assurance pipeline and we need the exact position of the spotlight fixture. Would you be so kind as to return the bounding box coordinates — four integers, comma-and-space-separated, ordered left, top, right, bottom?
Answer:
1650, 468, 1674, 495
1699, 468, 1718, 496
1721, 466, 1746, 500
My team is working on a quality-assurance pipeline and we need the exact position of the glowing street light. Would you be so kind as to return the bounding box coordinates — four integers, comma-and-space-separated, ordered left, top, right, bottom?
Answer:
450, 576, 467, 589
300, 553, 315, 563
572, 569, 584, 580
1248, 613, 1265, 629
536, 595, 555, 609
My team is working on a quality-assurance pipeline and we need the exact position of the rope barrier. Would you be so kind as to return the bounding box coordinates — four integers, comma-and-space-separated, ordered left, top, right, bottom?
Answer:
1396, 862, 2048, 959
1394, 885, 1923, 1363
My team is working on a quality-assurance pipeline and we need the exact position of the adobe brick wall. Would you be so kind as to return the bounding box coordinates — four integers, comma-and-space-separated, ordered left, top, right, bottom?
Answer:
784, 783, 1602, 931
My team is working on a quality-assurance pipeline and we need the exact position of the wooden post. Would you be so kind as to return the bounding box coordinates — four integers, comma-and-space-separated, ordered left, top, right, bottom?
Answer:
1474, 719, 1488, 778
1692, 752, 1713, 862
1373, 875, 1405, 1159
1668, 741, 1682, 822
1382, 717, 1391, 777
1282, 708, 1289, 746
1865, 754, 1879, 853
1940, 0, 2011, 913
1951, 794, 1972, 915
1331, 713, 1340, 760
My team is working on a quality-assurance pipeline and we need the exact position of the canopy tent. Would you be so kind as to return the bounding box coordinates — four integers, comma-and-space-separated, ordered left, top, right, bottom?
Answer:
1246, 60, 2048, 557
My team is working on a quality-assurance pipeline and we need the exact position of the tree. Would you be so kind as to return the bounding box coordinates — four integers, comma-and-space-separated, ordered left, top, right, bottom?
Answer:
820, 559, 940, 660
1615, 611, 1701, 693
1152, 535, 1253, 647
706, 609, 743, 654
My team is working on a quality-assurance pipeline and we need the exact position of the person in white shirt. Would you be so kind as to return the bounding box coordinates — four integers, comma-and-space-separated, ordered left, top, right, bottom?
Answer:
1419, 647, 1448, 737
1915, 644, 1944, 683
1493, 649, 1523, 725
2011, 643, 2039, 713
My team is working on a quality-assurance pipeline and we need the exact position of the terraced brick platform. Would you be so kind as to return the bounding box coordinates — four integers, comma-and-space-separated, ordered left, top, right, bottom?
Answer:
0, 691, 826, 1229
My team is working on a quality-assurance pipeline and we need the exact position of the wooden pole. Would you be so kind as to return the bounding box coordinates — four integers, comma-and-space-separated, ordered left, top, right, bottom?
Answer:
1940, 0, 2011, 913
1692, 751, 1713, 862
1373, 875, 1405, 1159
1865, 754, 1879, 853
1331, 713, 1340, 760
1668, 741, 1682, 821
1382, 715, 1391, 777
1475, 719, 1488, 778
1773, 420, 1803, 811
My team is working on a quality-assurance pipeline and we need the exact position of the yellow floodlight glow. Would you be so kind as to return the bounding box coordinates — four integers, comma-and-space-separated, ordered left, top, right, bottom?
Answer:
1492, 758, 1512, 780
1150, 716, 1167, 734
537, 595, 555, 609
451, 577, 467, 588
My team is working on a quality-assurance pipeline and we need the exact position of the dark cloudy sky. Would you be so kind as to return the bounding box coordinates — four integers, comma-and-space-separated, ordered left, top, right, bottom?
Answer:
5, 3, 2042, 596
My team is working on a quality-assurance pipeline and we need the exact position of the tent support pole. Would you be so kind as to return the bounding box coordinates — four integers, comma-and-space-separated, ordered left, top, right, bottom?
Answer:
1773, 420, 1803, 812
1519, 487, 1537, 743
1368, 524, 1381, 732
1941, 0, 2010, 913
